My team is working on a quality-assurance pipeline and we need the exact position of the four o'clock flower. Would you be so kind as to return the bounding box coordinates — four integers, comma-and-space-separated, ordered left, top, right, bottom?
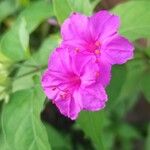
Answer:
41, 48, 108, 120
41, 10, 134, 120
61, 10, 134, 65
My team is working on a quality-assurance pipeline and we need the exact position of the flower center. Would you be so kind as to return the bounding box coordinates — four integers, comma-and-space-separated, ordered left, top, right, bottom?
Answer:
88, 41, 101, 55
50, 74, 81, 100
94, 49, 100, 55
68, 74, 81, 87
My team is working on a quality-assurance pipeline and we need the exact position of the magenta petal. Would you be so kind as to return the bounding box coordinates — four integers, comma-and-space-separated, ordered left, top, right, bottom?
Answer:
41, 70, 60, 100
79, 84, 107, 111
90, 10, 120, 41
55, 91, 82, 120
61, 12, 90, 41
80, 59, 99, 86
98, 60, 111, 87
48, 47, 72, 72
102, 35, 134, 64
71, 52, 95, 76
55, 98, 71, 118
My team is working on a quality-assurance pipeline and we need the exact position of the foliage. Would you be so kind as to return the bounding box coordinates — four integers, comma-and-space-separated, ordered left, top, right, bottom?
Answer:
0, 0, 150, 150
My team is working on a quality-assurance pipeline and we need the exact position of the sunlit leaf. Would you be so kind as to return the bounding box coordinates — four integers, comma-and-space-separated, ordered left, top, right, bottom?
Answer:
12, 35, 60, 92
1, 82, 51, 150
0, 1, 54, 62
112, 1, 150, 40
19, 1, 53, 33
0, 18, 29, 62
52, 0, 72, 24
0, 1, 18, 22
69, 0, 92, 15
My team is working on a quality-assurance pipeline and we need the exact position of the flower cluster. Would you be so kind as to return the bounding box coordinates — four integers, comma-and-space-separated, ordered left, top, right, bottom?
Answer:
41, 10, 134, 120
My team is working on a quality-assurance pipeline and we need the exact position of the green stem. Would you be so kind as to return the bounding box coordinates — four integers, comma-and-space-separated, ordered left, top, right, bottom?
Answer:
14, 65, 47, 80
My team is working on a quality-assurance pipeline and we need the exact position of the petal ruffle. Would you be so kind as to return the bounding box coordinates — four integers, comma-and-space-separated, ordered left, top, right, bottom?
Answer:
55, 90, 82, 120
61, 12, 90, 41
102, 35, 134, 64
80, 59, 99, 86
41, 70, 60, 100
98, 60, 111, 86
48, 47, 71, 73
90, 10, 120, 41
79, 84, 107, 111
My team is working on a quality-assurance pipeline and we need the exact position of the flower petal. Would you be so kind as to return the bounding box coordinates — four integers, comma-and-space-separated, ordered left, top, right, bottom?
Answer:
98, 60, 111, 86
48, 47, 71, 73
55, 91, 82, 120
102, 35, 134, 64
61, 12, 90, 41
71, 52, 95, 76
54, 98, 71, 118
41, 70, 60, 100
80, 58, 99, 86
90, 10, 120, 41
79, 84, 107, 111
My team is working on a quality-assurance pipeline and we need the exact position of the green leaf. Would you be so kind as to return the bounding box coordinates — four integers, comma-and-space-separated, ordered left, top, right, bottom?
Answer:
117, 58, 145, 108
0, 51, 11, 64
0, 1, 18, 22
31, 34, 60, 66
69, 0, 92, 15
45, 123, 71, 149
140, 72, 150, 102
77, 111, 106, 150
146, 124, 150, 150
0, 18, 29, 62
106, 65, 127, 109
0, 1, 53, 62
91, 0, 101, 11
19, 1, 53, 33
12, 35, 60, 92
19, 18, 29, 51
52, 0, 72, 24
1, 84, 51, 150
112, 1, 150, 40
117, 123, 140, 140
0, 134, 6, 150
69, 0, 100, 15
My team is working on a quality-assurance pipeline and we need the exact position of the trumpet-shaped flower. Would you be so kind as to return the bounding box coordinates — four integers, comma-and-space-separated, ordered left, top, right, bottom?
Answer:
41, 47, 109, 120
61, 10, 134, 65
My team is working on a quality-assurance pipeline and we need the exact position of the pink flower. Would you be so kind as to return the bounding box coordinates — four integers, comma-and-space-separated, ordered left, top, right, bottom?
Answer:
41, 47, 108, 120
61, 10, 134, 65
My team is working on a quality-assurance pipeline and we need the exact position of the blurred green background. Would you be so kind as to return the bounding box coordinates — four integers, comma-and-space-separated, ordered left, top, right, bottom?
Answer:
0, 0, 150, 150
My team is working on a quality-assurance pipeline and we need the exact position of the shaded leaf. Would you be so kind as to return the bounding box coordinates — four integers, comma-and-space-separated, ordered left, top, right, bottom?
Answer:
77, 111, 106, 150
117, 123, 140, 140
45, 123, 70, 150
107, 65, 127, 109
140, 72, 150, 102
146, 124, 150, 150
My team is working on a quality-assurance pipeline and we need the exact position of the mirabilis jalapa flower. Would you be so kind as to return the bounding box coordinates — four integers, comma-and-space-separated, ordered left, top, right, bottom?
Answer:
41, 10, 134, 120
42, 48, 109, 120
61, 10, 134, 65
